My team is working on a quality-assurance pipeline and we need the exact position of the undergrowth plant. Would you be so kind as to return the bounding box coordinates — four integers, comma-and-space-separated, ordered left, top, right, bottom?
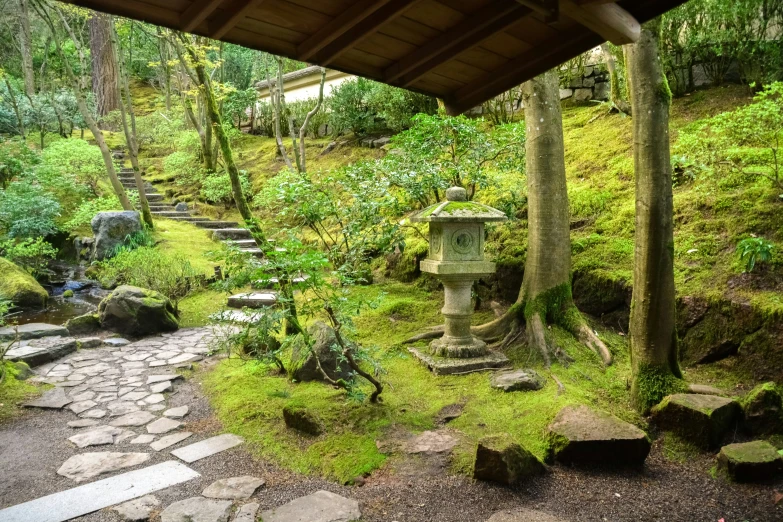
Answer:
736, 237, 775, 273
0, 237, 57, 277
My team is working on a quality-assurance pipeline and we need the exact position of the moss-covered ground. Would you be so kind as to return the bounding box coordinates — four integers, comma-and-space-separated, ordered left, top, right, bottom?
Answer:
0, 362, 40, 422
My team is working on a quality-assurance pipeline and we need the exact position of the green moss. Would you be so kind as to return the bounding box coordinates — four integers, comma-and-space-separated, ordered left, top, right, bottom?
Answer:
0, 258, 48, 307
631, 364, 686, 414
177, 289, 226, 327
0, 362, 41, 422
522, 283, 582, 332
62, 290, 74, 298
661, 432, 701, 464
151, 218, 223, 275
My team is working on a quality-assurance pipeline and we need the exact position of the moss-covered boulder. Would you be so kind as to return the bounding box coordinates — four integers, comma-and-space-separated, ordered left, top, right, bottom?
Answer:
0, 258, 48, 308
91, 211, 142, 261
717, 440, 783, 482
650, 393, 741, 449
547, 405, 651, 466
65, 313, 101, 336
741, 382, 783, 435
282, 404, 323, 436
473, 433, 545, 485
290, 321, 352, 383
98, 285, 178, 336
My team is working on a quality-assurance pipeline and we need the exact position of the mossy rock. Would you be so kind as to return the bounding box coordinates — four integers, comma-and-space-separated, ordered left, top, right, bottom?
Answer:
62, 290, 74, 298
650, 394, 741, 449
98, 285, 178, 336
473, 433, 545, 485
65, 313, 101, 336
0, 258, 48, 308
741, 382, 783, 435
282, 404, 323, 436
717, 440, 783, 482
571, 269, 631, 317
289, 321, 352, 383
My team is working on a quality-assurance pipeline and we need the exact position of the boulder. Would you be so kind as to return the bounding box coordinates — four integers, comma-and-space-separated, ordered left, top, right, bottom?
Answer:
650, 393, 741, 449
283, 404, 323, 436
490, 369, 545, 392
717, 440, 783, 482
65, 313, 101, 336
0, 258, 48, 308
593, 81, 610, 102
91, 211, 142, 261
473, 433, 545, 485
559, 88, 573, 100
573, 88, 593, 103
741, 382, 783, 435
548, 405, 650, 466
98, 285, 178, 336
174, 202, 188, 212
11, 361, 33, 380
290, 321, 352, 383
0, 322, 67, 341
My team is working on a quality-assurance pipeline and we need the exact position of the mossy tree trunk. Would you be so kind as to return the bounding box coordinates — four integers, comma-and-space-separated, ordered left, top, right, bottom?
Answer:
601, 43, 631, 115
626, 19, 683, 413
17, 0, 35, 98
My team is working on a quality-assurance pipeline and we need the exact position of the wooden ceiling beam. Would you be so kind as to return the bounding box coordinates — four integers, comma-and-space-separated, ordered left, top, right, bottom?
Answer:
514, 0, 558, 22
559, 0, 640, 45
180, 0, 225, 33
208, 0, 261, 40
314, 0, 421, 66
385, 1, 532, 87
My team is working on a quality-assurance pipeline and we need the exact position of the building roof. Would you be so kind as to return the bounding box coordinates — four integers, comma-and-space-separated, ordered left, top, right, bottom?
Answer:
255, 65, 324, 91
57, 0, 688, 114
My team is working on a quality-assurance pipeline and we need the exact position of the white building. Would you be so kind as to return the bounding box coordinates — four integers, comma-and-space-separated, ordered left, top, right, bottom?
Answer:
255, 66, 354, 103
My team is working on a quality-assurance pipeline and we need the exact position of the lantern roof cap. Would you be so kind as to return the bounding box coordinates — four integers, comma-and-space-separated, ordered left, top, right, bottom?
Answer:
411, 187, 508, 223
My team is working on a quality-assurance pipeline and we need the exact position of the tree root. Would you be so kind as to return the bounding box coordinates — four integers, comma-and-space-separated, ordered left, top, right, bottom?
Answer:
574, 323, 613, 366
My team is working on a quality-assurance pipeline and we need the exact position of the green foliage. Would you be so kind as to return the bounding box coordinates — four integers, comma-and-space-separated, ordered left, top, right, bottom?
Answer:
164, 148, 204, 188
0, 237, 57, 277
40, 138, 105, 194
63, 196, 123, 233
200, 170, 251, 206
134, 109, 188, 155
0, 181, 61, 239
223, 87, 257, 128
736, 237, 775, 273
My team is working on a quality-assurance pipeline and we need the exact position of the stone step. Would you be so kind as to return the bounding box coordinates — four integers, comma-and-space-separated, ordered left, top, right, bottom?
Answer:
239, 248, 264, 257
150, 211, 193, 218
0, 323, 69, 341
147, 206, 175, 212
146, 194, 164, 202
171, 433, 244, 463
212, 228, 252, 241
5, 336, 79, 367
227, 292, 278, 309
222, 239, 258, 248
254, 275, 309, 289
165, 217, 212, 223
194, 221, 240, 229
210, 309, 264, 324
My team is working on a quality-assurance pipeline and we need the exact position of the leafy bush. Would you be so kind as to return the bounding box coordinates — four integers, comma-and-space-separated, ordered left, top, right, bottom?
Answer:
40, 139, 105, 195
200, 170, 251, 207
134, 109, 187, 155
0, 182, 61, 238
164, 148, 205, 189
0, 237, 57, 277
63, 196, 123, 233
736, 237, 775, 273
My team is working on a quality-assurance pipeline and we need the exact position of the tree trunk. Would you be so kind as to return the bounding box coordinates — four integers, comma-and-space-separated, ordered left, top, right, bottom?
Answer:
156, 27, 172, 111
3, 77, 26, 137
297, 67, 326, 173
601, 43, 632, 115
626, 19, 683, 413
89, 12, 120, 117
17, 0, 35, 97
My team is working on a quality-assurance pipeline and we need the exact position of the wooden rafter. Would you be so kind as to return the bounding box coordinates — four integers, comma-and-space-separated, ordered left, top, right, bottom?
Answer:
515, 0, 558, 22
208, 0, 260, 40
180, 0, 225, 33
313, 0, 421, 66
385, 1, 532, 87
559, 0, 640, 45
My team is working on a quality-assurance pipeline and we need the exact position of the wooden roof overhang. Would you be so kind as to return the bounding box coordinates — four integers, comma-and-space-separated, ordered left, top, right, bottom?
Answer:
57, 0, 688, 114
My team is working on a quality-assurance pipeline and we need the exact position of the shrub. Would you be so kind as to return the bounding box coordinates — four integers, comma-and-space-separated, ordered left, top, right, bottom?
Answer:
62, 196, 122, 233
164, 147, 205, 189
200, 170, 251, 207
0, 181, 61, 239
0, 237, 57, 277
40, 138, 105, 192
736, 237, 775, 273
134, 109, 187, 155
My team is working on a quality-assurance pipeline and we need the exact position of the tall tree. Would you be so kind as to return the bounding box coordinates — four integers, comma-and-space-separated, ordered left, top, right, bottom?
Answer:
89, 11, 120, 116
600, 43, 631, 115
626, 19, 683, 413
17, 0, 35, 97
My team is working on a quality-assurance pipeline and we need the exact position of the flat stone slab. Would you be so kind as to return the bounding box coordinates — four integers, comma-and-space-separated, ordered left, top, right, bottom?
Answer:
146, 374, 183, 385
651, 393, 741, 449
717, 440, 783, 482
6, 337, 79, 367
164, 406, 189, 418
23, 387, 72, 409
260, 490, 361, 522
409, 347, 511, 376
234, 503, 260, 522
57, 452, 151, 482
68, 419, 100, 428
209, 310, 263, 324
227, 292, 278, 309
407, 430, 458, 454
160, 497, 232, 522
150, 381, 173, 393
0, 461, 199, 522
0, 323, 68, 341
147, 418, 183, 434
490, 369, 545, 392
171, 434, 244, 463
151, 432, 193, 451
69, 400, 97, 414
112, 494, 160, 522
487, 509, 569, 522
110, 411, 157, 427
68, 425, 127, 448
104, 338, 130, 347
548, 405, 651, 466
131, 434, 156, 445
202, 476, 265, 500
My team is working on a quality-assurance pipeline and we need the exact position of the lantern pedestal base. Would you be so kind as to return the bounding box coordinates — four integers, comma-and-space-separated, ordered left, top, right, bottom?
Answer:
430, 335, 488, 358
409, 347, 511, 376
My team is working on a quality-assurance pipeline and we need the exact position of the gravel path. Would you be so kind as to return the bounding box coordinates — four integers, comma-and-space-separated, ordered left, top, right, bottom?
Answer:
0, 328, 781, 521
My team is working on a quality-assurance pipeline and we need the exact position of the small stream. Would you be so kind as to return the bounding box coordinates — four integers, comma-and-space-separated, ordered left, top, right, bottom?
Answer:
6, 263, 109, 326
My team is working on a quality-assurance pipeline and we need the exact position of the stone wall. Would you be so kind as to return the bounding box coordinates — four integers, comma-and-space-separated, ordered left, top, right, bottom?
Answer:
559, 64, 611, 103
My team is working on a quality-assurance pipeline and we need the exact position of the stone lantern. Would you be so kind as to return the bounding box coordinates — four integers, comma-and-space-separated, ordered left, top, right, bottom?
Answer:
410, 187, 511, 375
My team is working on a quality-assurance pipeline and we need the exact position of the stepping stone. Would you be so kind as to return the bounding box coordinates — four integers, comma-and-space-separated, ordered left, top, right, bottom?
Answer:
7, 337, 79, 367
111, 411, 157, 427
118, 386, 138, 396
233, 503, 260, 522
548, 405, 651, 465
93, 385, 119, 393
68, 419, 100, 428
0, 461, 199, 522
150, 432, 193, 451
202, 476, 265, 500
490, 369, 545, 392
80, 409, 107, 419
147, 418, 182, 434
57, 380, 85, 387
79, 337, 102, 349
160, 497, 232, 522
149, 360, 167, 368
131, 434, 156, 444
209, 310, 263, 324
168, 353, 202, 365
23, 387, 72, 409
122, 362, 146, 370
71, 391, 97, 402
112, 494, 160, 522
407, 430, 458, 454
151, 381, 173, 393
164, 406, 189, 419
109, 402, 141, 416
487, 509, 569, 522
171, 434, 244, 463
57, 452, 150, 482
104, 338, 130, 347
69, 400, 98, 414
227, 292, 278, 309
96, 392, 119, 403
124, 353, 152, 362
260, 490, 360, 522
717, 440, 783, 482
143, 393, 166, 405
68, 425, 125, 448
121, 391, 150, 401
0, 323, 69, 341
147, 374, 183, 385
651, 394, 741, 449
474, 433, 545, 485
147, 404, 166, 412
741, 382, 783, 435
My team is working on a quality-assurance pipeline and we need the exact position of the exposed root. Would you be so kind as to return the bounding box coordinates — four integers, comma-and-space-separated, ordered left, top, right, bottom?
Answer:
575, 323, 613, 366
551, 373, 566, 396
527, 313, 552, 368
402, 327, 444, 344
